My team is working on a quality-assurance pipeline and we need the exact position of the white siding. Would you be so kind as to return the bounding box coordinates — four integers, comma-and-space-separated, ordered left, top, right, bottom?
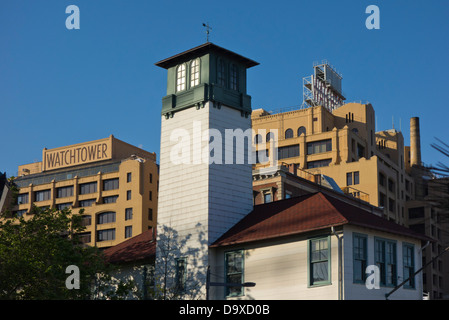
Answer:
210, 226, 424, 300
156, 102, 253, 299
343, 225, 423, 300
211, 235, 340, 300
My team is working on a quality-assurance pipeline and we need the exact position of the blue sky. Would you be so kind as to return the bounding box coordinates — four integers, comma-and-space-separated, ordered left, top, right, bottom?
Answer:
1, 0, 448, 177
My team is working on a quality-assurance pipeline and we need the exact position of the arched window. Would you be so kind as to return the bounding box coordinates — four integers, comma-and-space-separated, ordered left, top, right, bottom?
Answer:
297, 126, 306, 137
254, 134, 262, 144
266, 132, 275, 142
190, 59, 200, 87
285, 128, 293, 139
176, 64, 186, 92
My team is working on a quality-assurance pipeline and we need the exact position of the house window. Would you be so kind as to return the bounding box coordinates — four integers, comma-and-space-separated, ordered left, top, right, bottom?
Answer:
125, 208, 133, 220
309, 237, 330, 286
127, 190, 131, 200
230, 63, 238, 90
254, 134, 262, 144
97, 211, 116, 224
225, 250, 244, 297
297, 126, 306, 137
307, 139, 332, 155
35, 189, 51, 202
190, 59, 200, 87
103, 178, 119, 191
403, 244, 415, 289
97, 229, 115, 241
56, 186, 73, 198
176, 64, 186, 92
285, 128, 293, 139
353, 234, 367, 283
79, 182, 97, 195
148, 208, 153, 221
127, 172, 132, 183
125, 226, 132, 239
175, 258, 187, 293
375, 238, 397, 286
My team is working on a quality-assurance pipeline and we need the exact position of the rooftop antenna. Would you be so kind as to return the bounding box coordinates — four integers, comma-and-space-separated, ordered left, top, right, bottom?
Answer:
202, 22, 212, 42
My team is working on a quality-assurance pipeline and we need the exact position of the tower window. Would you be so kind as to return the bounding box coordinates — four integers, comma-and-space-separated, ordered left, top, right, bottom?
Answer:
230, 64, 238, 90
176, 64, 186, 92
190, 59, 200, 87
217, 59, 226, 87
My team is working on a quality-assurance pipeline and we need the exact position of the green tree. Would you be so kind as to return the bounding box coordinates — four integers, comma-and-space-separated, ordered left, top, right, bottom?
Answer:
0, 206, 113, 299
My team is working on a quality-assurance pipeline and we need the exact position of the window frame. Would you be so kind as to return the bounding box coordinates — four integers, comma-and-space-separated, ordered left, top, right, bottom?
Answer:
403, 243, 416, 289
353, 233, 368, 284
35, 189, 51, 202
230, 63, 238, 90
97, 211, 116, 224
374, 237, 397, 287
217, 58, 226, 87
224, 250, 244, 297
190, 58, 200, 88
307, 139, 332, 155
176, 63, 186, 92
97, 228, 115, 242
284, 128, 294, 139
175, 257, 187, 294
308, 236, 331, 287
103, 178, 119, 191
297, 126, 306, 137
79, 182, 97, 195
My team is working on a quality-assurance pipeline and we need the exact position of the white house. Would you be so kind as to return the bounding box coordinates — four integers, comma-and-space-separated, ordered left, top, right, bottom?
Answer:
209, 192, 430, 300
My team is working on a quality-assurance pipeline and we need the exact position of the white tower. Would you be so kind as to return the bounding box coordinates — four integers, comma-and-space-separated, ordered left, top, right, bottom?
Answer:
154, 43, 259, 299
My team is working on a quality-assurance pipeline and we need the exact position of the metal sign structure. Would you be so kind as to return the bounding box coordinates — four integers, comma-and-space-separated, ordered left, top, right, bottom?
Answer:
302, 60, 345, 112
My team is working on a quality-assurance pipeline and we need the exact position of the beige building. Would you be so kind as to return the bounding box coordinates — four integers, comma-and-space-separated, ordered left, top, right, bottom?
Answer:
7, 135, 159, 249
251, 102, 415, 226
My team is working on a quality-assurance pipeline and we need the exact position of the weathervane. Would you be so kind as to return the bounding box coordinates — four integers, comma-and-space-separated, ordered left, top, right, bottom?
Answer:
202, 22, 212, 42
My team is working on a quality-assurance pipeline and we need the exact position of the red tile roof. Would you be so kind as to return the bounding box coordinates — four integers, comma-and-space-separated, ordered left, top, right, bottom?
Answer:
211, 192, 430, 247
103, 229, 156, 264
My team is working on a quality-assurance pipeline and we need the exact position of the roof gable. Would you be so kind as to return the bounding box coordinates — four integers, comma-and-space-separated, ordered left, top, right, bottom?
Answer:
211, 192, 429, 247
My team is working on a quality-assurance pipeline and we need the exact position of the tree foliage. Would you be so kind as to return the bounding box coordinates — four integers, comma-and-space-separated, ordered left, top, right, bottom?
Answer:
0, 206, 110, 299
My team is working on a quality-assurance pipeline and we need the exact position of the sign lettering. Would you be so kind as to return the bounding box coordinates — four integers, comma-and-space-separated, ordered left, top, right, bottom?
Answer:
44, 142, 111, 171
